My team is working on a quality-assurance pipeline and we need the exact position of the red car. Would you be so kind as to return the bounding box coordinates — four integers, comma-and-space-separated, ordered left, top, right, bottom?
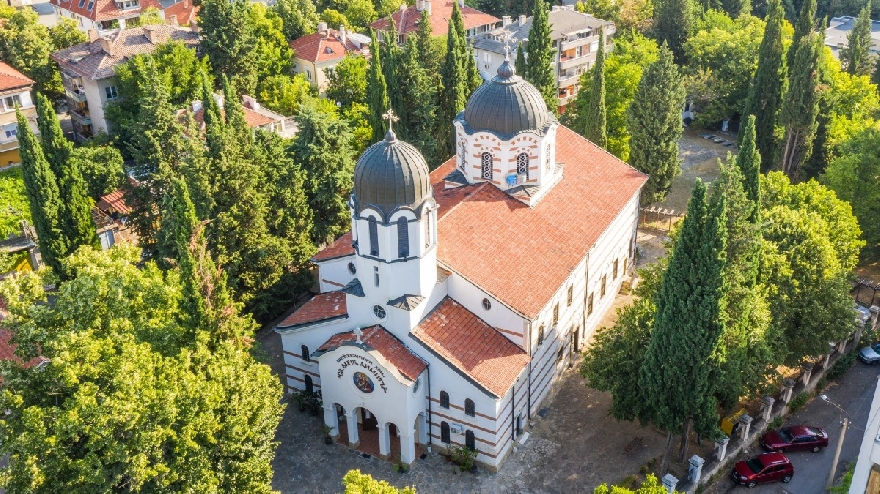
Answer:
731, 453, 793, 487
760, 425, 828, 453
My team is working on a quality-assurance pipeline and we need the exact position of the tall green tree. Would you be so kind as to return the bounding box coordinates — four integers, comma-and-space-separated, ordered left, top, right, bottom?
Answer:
35, 93, 97, 252
0, 7, 63, 98
398, 35, 440, 165
326, 54, 368, 110
198, 0, 260, 94
639, 179, 727, 472
438, 2, 469, 157
721, 0, 750, 17
583, 27, 607, 147
467, 45, 484, 95
525, 0, 558, 113
842, 4, 874, 76
274, 0, 319, 40
68, 145, 125, 200
366, 30, 391, 142
515, 42, 527, 78
381, 21, 403, 119
627, 44, 686, 204
413, 8, 441, 74
736, 115, 761, 221
742, 0, 786, 172
653, 0, 694, 64
788, 0, 816, 68
15, 110, 67, 276
778, 31, 822, 178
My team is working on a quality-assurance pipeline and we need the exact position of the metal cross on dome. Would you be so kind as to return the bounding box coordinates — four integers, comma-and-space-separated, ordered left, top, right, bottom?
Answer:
353, 326, 363, 343
382, 108, 399, 132
504, 35, 518, 61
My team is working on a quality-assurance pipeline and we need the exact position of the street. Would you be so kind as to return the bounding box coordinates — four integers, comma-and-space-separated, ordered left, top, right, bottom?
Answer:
708, 359, 880, 493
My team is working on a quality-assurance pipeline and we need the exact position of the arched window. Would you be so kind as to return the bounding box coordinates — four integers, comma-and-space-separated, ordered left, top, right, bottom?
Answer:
397, 216, 409, 258
348, 262, 356, 275
368, 216, 379, 256
552, 304, 559, 327
538, 325, 545, 345
613, 259, 619, 279
304, 374, 313, 394
588, 293, 594, 315
301, 345, 310, 362
465, 430, 476, 451
567, 286, 573, 306
601, 275, 607, 298
441, 421, 451, 443
545, 144, 552, 171
465, 398, 475, 417
440, 391, 449, 409
481, 152, 493, 180
516, 152, 529, 179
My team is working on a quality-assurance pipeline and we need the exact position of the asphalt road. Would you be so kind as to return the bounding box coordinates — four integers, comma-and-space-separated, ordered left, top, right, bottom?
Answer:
708, 359, 880, 494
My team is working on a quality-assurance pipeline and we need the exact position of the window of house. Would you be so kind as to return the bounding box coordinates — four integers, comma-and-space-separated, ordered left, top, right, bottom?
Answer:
4, 127, 16, 139
441, 421, 450, 443
465, 430, 475, 451
481, 152, 493, 180
588, 293, 594, 315
397, 216, 408, 258
348, 262, 356, 274
301, 345, 310, 362
545, 144, 552, 170
613, 259, 619, 279
552, 304, 558, 327
482, 298, 491, 311
601, 275, 607, 298
373, 304, 386, 319
105, 86, 118, 100
86, 0, 94, 10
304, 374, 313, 394
465, 399, 475, 417
374, 266, 379, 287
623, 258, 627, 274
567, 286, 573, 306
516, 152, 529, 178
425, 211, 431, 248
368, 216, 378, 256
440, 391, 449, 408
4, 95, 21, 110
537, 325, 545, 345
78, 0, 85, 8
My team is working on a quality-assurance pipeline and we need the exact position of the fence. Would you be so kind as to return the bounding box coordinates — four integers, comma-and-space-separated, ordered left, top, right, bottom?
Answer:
853, 278, 879, 308
639, 206, 683, 233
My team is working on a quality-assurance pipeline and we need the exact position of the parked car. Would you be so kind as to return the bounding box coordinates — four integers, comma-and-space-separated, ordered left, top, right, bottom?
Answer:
859, 345, 880, 364
760, 425, 828, 453
731, 453, 793, 488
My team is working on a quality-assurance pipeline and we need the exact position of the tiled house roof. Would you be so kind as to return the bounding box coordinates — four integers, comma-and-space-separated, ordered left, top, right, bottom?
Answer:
316, 325, 427, 381
289, 29, 369, 64
410, 297, 529, 397
312, 231, 354, 262
0, 62, 34, 93
277, 291, 348, 329
0, 330, 49, 370
49, 0, 194, 23
371, 2, 499, 38
97, 189, 132, 216
50, 25, 199, 80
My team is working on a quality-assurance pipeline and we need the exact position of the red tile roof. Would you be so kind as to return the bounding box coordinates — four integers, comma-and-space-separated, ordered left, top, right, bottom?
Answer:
190, 106, 276, 129
411, 297, 528, 397
290, 29, 369, 64
0, 62, 34, 93
278, 291, 348, 328
97, 189, 131, 215
317, 325, 427, 381
50, 0, 193, 23
0, 329, 48, 370
312, 231, 354, 262
371, 2, 499, 38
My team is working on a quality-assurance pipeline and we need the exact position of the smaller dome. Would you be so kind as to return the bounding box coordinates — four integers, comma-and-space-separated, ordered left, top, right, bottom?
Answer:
353, 131, 432, 217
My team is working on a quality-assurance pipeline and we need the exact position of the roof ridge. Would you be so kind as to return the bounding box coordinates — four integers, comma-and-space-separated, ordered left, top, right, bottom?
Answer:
436, 180, 489, 221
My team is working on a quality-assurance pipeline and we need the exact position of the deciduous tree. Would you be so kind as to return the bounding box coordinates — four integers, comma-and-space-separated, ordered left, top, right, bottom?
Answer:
326, 55, 368, 111
274, 0, 319, 40
198, 0, 259, 94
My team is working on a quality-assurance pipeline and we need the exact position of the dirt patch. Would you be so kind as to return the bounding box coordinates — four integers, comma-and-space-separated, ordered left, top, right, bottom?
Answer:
648, 129, 731, 214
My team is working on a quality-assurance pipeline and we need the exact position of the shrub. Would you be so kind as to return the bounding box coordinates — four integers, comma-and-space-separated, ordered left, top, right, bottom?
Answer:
449, 444, 478, 471
789, 392, 811, 413
829, 460, 856, 494
827, 351, 856, 381
768, 415, 784, 430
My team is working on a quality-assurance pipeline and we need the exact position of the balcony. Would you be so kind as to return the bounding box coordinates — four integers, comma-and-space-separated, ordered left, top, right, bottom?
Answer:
558, 73, 580, 88
559, 53, 593, 71
65, 87, 88, 103
70, 108, 91, 126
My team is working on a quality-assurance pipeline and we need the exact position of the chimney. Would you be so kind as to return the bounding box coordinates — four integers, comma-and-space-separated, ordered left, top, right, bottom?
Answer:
242, 95, 259, 110
213, 93, 224, 109
551, 4, 561, 11
98, 37, 114, 56
424, 0, 431, 14
144, 26, 159, 44
502, 15, 511, 27
416, 0, 423, 10
317, 21, 328, 35
167, 14, 178, 26
399, 3, 406, 12
191, 100, 203, 112
87, 28, 99, 42
190, 19, 199, 33
340, 25, 346, 46
518, 14, 526, 25
458, 0, 463, 8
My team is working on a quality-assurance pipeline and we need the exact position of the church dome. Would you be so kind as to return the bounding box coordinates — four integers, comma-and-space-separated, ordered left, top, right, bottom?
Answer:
353, 130, 432, 217
462, 60, 556, 137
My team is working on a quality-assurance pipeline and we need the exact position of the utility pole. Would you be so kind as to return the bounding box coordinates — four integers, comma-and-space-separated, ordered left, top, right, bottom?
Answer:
822, 394, 849, 490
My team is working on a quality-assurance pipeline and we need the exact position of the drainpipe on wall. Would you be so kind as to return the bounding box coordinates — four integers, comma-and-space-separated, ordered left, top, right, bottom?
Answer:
426, 365, 432, 451
527, 321, 532, 420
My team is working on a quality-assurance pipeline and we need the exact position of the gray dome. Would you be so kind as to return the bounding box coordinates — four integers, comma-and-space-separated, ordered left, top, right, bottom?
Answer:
462, 60, 556, 137
353, 130, 432, 217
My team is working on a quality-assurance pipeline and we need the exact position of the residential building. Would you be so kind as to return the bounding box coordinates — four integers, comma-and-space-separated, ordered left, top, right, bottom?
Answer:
0, 62, 38, 167
50, 0, 196, 36
179, 93, 297, 138
50, 25, 199, 140
825, 16, 880, 59
472, 6, 614, 109
290, 23, 370, 93
370, 0, 499, 43
275, 60, 646, 471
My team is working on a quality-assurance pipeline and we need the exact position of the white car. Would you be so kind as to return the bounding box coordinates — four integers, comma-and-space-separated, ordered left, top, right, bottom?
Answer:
859, 345, 880, 364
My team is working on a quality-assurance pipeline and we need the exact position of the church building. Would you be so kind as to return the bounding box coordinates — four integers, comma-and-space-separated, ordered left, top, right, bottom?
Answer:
275, 59, 648, 470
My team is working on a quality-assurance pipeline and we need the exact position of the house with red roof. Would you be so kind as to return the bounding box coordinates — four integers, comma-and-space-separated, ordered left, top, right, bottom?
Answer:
50, 0, 196, 36
178, 94, 296, 138
289, 23, 371, 93
275, 59, 646, 471
370, 0, 499, 43
0, 62, 38, 167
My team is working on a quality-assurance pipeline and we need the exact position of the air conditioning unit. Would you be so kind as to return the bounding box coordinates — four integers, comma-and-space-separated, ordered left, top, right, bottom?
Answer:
450, 424, 464, 435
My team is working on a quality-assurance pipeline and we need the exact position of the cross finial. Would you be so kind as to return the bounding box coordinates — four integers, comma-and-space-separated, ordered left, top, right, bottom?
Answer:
504, 36, 517, 61
354, 326, 363, 343
382, 108, 399, 132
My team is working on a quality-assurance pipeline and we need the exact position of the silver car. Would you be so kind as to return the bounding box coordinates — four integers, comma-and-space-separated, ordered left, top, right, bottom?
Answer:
859, 346, 880, 364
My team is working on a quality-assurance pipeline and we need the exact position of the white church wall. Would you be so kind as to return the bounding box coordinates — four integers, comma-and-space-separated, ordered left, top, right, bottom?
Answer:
446, 273, 527, 346
317, 256, 355, 293
279, 319, 351, 394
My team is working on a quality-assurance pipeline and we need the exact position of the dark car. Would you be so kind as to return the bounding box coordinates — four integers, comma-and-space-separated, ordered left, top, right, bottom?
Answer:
760, 425, 828, 453
731, 453, 793, 488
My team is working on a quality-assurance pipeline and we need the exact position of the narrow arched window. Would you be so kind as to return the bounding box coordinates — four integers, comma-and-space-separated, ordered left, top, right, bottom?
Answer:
481, 152, 493, 180
441, 421, 450, 443
538, 325, 545, 345
440, 391, 449, 409
567, 286, 573, 306
304, 374, 313, 394
368, 216, 379, 256
545, 144, 552, 171
552, 304, 559, 327
301, 345, 310, 362
516, 152, 529, 179
397, 216, 409, 258
465, 398, 475, 417
613, 259, 619, 279
465, 430, 476, 451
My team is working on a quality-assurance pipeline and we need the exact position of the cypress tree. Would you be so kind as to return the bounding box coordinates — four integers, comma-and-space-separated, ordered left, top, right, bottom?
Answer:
16, 110, 68, 276
583, 27, 607, 148
438, 2, 468, 158
653, 0, 694, 65
743, 0, 786, 172
779, 31, 822, 179
639, 179, 727, 472
201, 72, 224, 162
627, 44, 686, 204
872, 54, 880, 87
720, 0, 750, 17
413, 9, 439, 74
787, 0, 816, 69
35, 93, 97, 251
381, 20, 403, 119
736, 115, 761, 222
466, 45, 484, 96
366, 30, 391, 142
515, 42, 527, 78
526, 0, 558, 113
843, 5, 874, 76
398, 36, 439, 164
